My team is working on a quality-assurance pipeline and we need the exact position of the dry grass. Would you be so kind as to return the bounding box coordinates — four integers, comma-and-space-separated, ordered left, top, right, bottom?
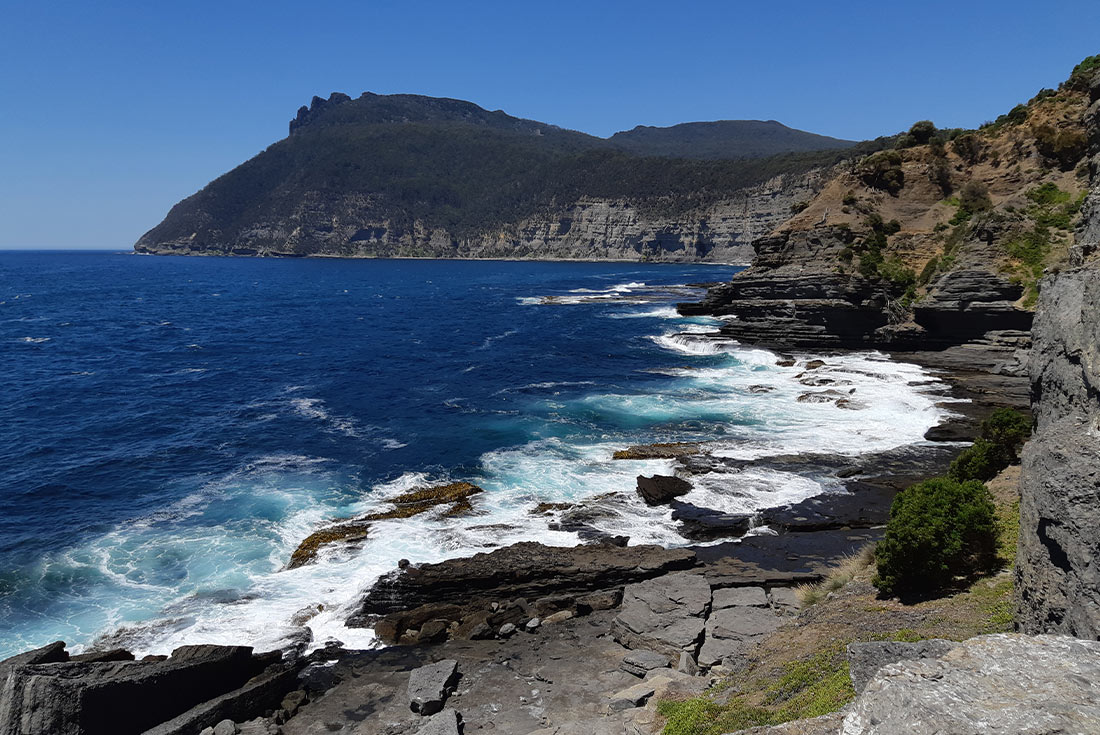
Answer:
795, 545, 876, 607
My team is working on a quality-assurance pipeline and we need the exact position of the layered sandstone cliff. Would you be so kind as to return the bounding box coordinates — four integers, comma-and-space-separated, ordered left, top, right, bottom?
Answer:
135, 170, 826, 264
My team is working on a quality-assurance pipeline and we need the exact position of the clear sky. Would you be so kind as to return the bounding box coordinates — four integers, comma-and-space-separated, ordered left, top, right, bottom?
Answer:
1, 0, 1097, 249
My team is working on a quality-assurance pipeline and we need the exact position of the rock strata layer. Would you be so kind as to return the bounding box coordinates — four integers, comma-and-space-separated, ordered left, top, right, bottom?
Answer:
0, 642, 300, 735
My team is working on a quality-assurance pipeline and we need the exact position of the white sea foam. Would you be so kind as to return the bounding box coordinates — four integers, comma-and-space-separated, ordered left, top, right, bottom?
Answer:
51, 278, 957, 660
608, 306, 681, 319
17, 337, 50, 343
289, 397, 361, 437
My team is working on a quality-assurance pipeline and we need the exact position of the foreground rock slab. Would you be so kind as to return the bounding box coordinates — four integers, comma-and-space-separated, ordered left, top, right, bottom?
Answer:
408, 659, 459, 716
841, 634, 1100, 734
845, 639, 957, 694
612, 572, 711, 659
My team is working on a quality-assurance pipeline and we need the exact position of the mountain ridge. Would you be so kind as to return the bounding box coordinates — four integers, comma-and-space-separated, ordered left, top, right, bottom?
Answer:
136, 92, 874, 261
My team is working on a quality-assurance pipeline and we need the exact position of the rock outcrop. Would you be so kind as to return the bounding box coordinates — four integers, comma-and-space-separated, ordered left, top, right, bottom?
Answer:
1016, 70, 1100, 638
841, 634, 1100, 734
0, 642, 300, 735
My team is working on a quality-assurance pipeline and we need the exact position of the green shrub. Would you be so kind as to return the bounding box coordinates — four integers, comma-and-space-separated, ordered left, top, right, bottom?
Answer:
958, 180, 993, 214
918, 257, 939, 285
790, 201, 809, 214
1032, 123, 1088, 169
1065, 54, 1100, 92
842, 191, 858, 206
951, 133, 984, 164
980, 408, 1031, 458
879, 258, 916, 290
874, 478, 1000, 596
929, 159, 952, 193
857, 151, 905, 195
948, 438, 1009, 482
908, 120, 938, 145
1027, 182, 1072, 207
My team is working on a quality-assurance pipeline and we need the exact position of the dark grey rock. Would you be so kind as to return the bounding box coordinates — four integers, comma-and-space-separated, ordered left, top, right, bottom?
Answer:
280, 689, 308, 717
620, 650, 670, 677
635, 475, 692, 505
612, 573, 711, 658
1017, 260, 1100, 638
353, 541, 696, 642
577, 589, 622, 612
0, 643, 299, 735
415, 709, 461, 735
669, 501, 752, 540
676, 651, 700, 676
408, 659, 458, 716
846, 639, 958, 693
712, 586, 768, 609
698, 605, 782, 668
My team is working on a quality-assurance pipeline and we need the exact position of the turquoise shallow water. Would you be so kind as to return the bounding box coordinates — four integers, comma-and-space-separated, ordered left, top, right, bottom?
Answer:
0, 253, 946, 657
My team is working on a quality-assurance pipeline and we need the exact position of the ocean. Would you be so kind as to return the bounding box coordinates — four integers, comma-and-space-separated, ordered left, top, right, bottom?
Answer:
0, 252, 948, 658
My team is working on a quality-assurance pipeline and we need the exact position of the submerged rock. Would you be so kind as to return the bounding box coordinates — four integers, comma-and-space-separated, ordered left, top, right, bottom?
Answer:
670, 501, 752, 540
612, 442, 702, 460
287, 482, 483, 568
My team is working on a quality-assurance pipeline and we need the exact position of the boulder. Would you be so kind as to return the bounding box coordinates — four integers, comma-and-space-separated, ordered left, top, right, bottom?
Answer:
288, 482, 484, 568
612, 573, 711, 659
415, 709, 461, 735
612, 443, 701, 460
607, 678, 662, 711
635, 475, 692, 506
408, 659, 459, 716
842, 634, 1100, 734
845, 639, 958, 693
212, 720, 237, 735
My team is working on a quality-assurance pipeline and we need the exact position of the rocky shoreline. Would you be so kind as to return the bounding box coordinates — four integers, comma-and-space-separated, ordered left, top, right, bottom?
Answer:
0, 338, 1024, 734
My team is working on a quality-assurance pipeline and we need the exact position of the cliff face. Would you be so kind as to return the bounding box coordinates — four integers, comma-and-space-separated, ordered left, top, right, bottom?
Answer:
135, 169, 825, 263
1017, 70, 1100, 638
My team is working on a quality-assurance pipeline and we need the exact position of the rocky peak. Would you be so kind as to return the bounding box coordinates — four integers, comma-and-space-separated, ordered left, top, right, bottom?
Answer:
289, 91, 354, 134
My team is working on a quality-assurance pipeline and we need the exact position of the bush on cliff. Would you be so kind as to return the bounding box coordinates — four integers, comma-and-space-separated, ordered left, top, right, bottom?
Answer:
874, 478, 1000, 597
948, 439, 1007, 482
948, 409, 1032, 482
856, 151, 905, 195
980, 407, 1032, 456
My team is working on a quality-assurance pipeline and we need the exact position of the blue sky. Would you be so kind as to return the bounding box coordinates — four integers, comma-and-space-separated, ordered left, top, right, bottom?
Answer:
1, 0, 1097, 249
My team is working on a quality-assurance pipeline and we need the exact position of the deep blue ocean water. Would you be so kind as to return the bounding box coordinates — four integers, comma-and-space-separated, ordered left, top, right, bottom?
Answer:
0, 252, 946, 657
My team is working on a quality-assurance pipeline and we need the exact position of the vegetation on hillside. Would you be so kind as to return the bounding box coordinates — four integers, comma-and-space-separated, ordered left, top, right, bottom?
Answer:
140, 93, 895, 251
